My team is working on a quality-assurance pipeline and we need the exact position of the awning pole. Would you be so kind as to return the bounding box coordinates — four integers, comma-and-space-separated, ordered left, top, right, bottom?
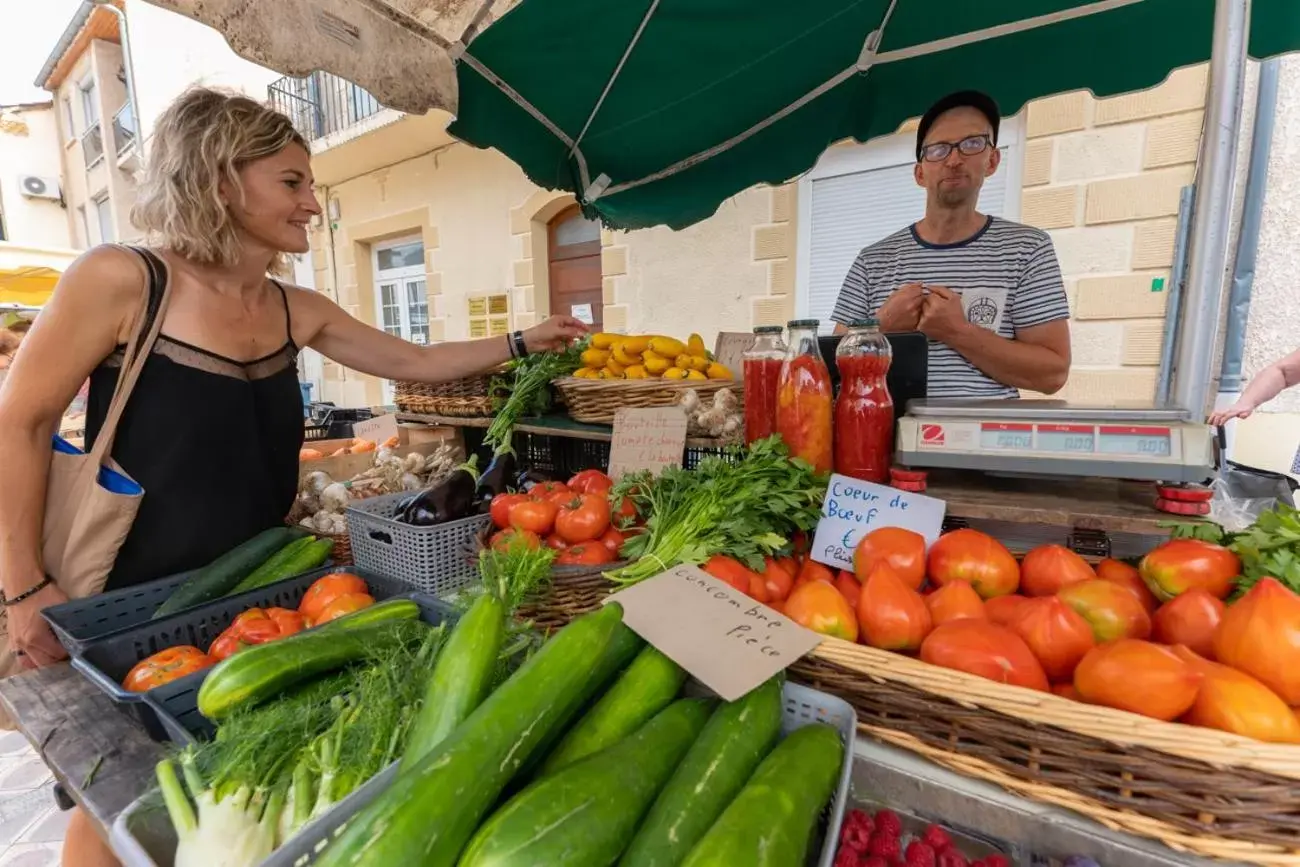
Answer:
1170, 0, 1250, 415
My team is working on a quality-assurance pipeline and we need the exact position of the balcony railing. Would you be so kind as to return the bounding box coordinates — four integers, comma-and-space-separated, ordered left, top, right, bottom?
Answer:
112, 102, 136, 156
268, 71, 384, 143
81, 123, 105, 167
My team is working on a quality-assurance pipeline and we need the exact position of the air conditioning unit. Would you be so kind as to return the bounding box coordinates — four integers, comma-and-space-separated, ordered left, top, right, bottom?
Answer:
18, 175, 61, 201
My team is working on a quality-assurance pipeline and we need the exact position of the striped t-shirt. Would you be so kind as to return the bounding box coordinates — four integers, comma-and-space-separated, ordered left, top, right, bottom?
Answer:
831, 217, 1069, 399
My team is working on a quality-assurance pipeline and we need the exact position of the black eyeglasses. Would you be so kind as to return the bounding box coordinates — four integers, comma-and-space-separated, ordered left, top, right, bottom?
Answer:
919, 134, 993, 163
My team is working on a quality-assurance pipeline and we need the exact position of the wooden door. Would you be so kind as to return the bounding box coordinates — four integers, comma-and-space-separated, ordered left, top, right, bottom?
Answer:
548, 206, 603, 330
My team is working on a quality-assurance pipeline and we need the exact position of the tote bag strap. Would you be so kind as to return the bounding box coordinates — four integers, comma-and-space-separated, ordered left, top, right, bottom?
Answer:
86, 246, 173, 466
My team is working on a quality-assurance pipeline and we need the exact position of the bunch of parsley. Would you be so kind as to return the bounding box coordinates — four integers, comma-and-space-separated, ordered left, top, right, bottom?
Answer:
606, 436, 826, 585
484, 339, 586, 455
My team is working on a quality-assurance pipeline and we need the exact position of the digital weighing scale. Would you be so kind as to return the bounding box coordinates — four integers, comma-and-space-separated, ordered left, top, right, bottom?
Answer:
895, 399, 1216, 484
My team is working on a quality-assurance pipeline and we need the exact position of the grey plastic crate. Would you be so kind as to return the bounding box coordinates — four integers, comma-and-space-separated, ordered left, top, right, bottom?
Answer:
111, 680, 854, 867
42, 570, 197, 657
345, 492, 490, 596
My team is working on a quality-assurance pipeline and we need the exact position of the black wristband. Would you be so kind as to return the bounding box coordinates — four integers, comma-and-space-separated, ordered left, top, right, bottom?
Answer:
3, 575, 53, 607
505, 333, 518, 360
512, 330, 529, 358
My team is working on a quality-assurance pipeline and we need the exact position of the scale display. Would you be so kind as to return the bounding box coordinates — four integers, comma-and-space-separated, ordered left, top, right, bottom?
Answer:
961, 422, 1176, 457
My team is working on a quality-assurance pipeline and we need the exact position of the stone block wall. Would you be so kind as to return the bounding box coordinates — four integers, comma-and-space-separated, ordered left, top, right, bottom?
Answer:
1018, 65, 1208, 401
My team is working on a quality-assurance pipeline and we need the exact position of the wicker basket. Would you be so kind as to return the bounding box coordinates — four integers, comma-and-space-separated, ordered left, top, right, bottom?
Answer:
791, 638, 1300, 865
394, 366, 508, 418
285, 506, 354, 566
552, 377, 742, 425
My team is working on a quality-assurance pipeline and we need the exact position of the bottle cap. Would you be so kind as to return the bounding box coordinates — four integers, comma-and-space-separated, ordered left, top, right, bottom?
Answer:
753, 325, 784, 334
847, 318, 880, 328
787, 319, 820, 328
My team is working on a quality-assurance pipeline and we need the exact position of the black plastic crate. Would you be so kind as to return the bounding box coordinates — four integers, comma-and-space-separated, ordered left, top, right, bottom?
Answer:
143, 590, 457, 744
43, 570, 197, 657
70, 566, 415, 742
516, 430, 562, 476
561, 438, 612, 476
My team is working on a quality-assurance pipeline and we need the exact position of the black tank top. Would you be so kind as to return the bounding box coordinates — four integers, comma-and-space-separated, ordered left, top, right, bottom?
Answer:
85, 249, 305, 591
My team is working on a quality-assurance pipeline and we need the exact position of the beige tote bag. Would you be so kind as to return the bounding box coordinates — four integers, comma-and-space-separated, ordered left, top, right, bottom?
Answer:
0, 247, 170, 725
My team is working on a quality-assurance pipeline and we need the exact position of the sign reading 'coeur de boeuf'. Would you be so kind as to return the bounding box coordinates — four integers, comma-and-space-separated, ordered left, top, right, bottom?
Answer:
810, 474, 946, 570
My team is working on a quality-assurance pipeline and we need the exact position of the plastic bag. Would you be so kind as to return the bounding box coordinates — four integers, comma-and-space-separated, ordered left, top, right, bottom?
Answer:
1208, 427, 1297, 531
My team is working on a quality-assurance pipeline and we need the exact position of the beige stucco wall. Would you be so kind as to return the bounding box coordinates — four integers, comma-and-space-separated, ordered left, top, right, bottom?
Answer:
1017, 65, 1209, 404
0, 105, 72, 248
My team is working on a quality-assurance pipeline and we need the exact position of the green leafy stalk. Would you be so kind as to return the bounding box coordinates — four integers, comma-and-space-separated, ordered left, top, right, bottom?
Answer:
484, 341, 586, 455
607, 436, 825, 585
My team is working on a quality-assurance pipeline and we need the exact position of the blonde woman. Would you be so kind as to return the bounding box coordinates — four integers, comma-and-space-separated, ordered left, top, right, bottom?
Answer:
0, 87, 585, 866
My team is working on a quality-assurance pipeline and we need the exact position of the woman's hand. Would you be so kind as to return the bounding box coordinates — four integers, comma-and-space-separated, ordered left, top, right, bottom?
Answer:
7, 582, 69, 669
523, 315, 589, 354
1209, 401, 1257, 427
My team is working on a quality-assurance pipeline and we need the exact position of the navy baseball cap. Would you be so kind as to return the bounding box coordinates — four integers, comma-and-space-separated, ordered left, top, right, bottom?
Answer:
915, 90, 1001, 161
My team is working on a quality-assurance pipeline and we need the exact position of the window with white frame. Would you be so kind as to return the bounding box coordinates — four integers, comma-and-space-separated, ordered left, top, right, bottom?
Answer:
372, 237, 430, 345
79, 78, 98, 129
94, 195, 114, 243
795, 117, 1024, 331
62, 96, 76, 138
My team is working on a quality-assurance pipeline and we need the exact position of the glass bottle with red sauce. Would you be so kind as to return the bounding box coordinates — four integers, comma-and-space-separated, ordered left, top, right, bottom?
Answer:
742, 326, 787, 444
775, 320, 834, 474
834, 318, 894, 483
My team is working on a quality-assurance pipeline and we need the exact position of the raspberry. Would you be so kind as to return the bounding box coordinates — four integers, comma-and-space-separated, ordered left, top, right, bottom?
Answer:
863, 858, 889, 867
923, 825, 953, 852
849, 811, 876, 836
905, 841, 937, 867
937, 849, 968, 867
869, 834, 902, 860
835, 850, 861, 867
840, 822, 872, 852
874, 810, 903, 838
983, 856, 1009, 867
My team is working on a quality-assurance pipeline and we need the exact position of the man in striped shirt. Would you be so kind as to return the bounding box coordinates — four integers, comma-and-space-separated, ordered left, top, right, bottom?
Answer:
831, 90, 1071, 399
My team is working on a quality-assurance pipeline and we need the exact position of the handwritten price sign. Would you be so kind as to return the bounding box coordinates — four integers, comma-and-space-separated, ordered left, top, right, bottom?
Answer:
607, 407, 688, 479
810, 474, 946, 570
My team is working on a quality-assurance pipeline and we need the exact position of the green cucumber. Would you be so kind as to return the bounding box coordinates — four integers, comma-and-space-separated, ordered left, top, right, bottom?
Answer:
681, 723, 844, 867
314, 597, 422, 633
312, 603, 625, 867
152, 527, 306, 618
400, 592, 506, 773
197, 614, 423, 720
539, 645, 686, 777
460, 698, 715, 867
620, 677, 784, 867
227, 536, 317, 594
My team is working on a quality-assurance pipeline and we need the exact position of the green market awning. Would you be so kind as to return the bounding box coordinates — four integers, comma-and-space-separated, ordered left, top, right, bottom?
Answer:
448, 0, 1300, 231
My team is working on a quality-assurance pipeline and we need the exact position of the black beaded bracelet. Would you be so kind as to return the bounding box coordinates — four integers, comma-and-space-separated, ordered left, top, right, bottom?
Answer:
3, 575, 53, 607
511, 330, 529, 358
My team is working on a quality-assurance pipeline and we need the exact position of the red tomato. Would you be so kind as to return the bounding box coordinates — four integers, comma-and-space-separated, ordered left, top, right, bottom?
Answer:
554, 493, 612, 544
490, 528, 542, 552
927, 529, 1020, 599
834, 570, 861, 610
598, 527, 626, 556
777, 556, 799, 578
1052, 683, 1082, 701
757, 558, 795, 602
1214, 578, 1300, 705
207, 630, 243, 662
785, 580, 857, 641
1020, 544, 1095, 597
747, 571, 772, 603
1095, 558, 1160, 613
568, 469, 614, 495
985, 594, 1032, 627
229, 608, 282, 645
123, 646, 214, 693
1008, 597, 1095, 682
510, 498, 559, 536
529, 481, 571, 498
1139, 538, 1241, 602
853, 527, 926, 591
265, 607, 306, 637
611, 495, 638, 526
314, 592, 375, 625
299, 573, 368, 623
925, 580, 986, 627
489, 493, 529, 530
556, 544, 615, 567
1172, 645, 1300, 743
703, 555, 761, 596
545, 534, 570, 551
857, 562, 932, 651
1057, 579, 1152, 643
795, 558, 836, 588
1073, 640, 1200, 721
1151, 588, 1224, 659
920, 621, 1049, 692
791, 531, 811, 558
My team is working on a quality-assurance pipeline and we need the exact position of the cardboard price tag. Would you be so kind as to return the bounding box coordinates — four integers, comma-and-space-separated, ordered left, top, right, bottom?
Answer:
606, 564, 823, 701
810, 474, 946, 570
351, 413, 400, 446
607, 407, 688, 479
713, 331, 756, 382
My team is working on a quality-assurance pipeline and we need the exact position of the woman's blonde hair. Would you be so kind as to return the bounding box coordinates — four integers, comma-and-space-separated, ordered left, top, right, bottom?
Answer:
132, 87, 307, 268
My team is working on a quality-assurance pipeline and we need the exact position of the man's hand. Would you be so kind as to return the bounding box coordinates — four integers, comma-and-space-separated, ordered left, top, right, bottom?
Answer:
876, 283, 926, 332
7, 582, 69, 669
523, 315, 589, 354
917, 285, 970, 343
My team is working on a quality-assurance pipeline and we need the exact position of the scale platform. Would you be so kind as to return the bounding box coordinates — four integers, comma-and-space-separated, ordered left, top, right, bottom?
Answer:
896, 399, 1216, 484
